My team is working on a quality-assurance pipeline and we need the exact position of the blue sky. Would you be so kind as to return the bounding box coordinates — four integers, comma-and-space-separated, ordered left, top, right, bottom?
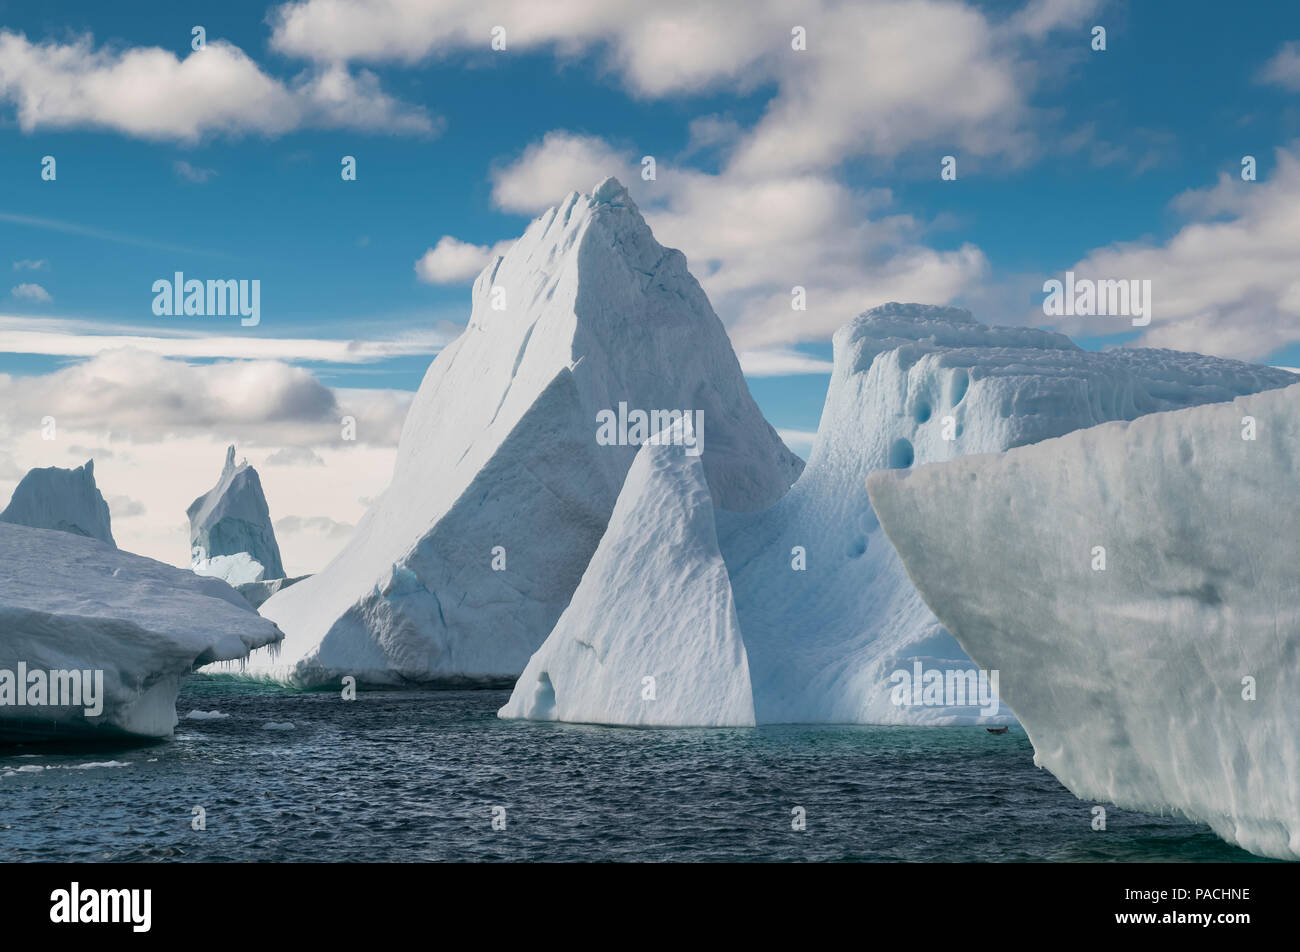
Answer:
3, 3, 1300, 403
1, 0, 1299, 567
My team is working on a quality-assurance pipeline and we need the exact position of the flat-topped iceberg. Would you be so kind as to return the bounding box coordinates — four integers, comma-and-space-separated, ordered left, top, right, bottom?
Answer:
868, 382, 1300, 860
250, 177, 801, 687
0, 522, 282, 740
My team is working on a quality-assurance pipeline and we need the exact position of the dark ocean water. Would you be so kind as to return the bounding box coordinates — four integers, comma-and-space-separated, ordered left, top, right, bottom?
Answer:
0, 679, 1264, 862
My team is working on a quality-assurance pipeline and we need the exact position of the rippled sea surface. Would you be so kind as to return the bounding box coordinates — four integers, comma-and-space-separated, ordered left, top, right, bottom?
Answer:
0, 678, 1263, 862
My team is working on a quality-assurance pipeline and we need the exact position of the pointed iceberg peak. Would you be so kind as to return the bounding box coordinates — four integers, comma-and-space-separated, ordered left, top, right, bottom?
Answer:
0, 458, 115, 546
251, 177, 801, 687
188, 446, 284, 583
591, 175, 632, 207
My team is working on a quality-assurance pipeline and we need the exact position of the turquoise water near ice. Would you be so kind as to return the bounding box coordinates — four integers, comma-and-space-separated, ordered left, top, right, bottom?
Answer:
0, 679, 1265, 862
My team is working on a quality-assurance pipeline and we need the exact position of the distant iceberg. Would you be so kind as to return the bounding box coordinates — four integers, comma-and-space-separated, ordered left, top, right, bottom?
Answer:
868, 382, 1300, 860
187, 445, 285, 582
0, 459, 115, 546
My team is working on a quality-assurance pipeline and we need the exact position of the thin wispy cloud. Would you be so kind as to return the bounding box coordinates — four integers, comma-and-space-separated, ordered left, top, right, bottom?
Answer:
10, 282, 50, 302
738, 349, 835, 377
0, 209, 226, 257
173, 160, 218, 183
1257, 40, 1300, 91
0, 315, 448, 363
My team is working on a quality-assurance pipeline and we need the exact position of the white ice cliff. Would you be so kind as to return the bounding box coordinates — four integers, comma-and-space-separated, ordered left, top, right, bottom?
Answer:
187, 445, 285, 583
499, 427, 755, 726
505, 303, 1298, 726
867, 382, 1300, 860
249, 177, 802, 686
0, 522, 282, 740
0, 459, 115, 547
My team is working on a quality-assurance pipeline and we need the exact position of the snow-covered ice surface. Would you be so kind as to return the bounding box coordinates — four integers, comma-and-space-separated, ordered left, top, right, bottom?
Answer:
507, 303, 1297, 726
187, 445, 284, 581
0, 460, 115, 546
250, 177, 801, 687
193, 552, 267, 587
500, 433, 755, 726
867, 382, 1300, 860
0, 522, 282, 739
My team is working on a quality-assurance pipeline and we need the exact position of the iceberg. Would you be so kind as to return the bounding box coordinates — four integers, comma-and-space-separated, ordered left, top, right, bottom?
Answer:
506, 303, 1298, 726
192, 552, 267, 587
722, 305, 1297, 724
235, 575, 310, 610
0, 459, 115, 546
499, 426, 755, 726
0, 522, 282, 740
187, 445, 285, 582
251, 177, 801, 687
867, 382, 1300, 860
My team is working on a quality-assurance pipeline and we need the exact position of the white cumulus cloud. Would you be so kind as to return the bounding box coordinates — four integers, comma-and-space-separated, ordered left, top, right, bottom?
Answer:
1044, 145, 1300, 361
1258, 41, 1300, 92
490, 132, 636, 214
0, 348, 411, 444
270, 0, 1060, 169
0, 351, 414, 570
0, 31, 435, 141
415, 236, 514, 284
474, 130, 988, 350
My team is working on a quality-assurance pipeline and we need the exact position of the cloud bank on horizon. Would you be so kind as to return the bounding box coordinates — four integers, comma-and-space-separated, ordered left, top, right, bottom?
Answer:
1, 0, 1298, 567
